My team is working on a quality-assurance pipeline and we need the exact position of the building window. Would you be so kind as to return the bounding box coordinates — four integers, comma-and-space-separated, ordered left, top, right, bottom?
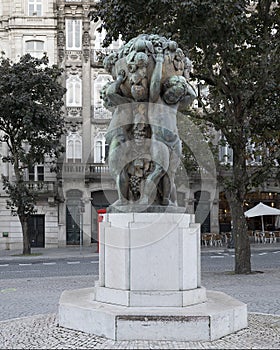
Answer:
95, 141, 102, 163
28, 0, 42, 16
246, 141, 263, 165
28, 165, 44, 181
94, 27, 122, 50
66, 75, 82, 106
92, 27, 123, 63
219, 135, 233, 165
94, 133, 107, 163
66, 19, 82, 50
66, 133, 82, 162
25, 40, 44, 58
94, 74, 112, 108
93, 74, 113, 119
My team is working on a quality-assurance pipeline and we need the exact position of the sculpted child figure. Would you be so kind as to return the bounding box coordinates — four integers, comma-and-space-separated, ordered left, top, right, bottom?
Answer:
101, 34, 196, 209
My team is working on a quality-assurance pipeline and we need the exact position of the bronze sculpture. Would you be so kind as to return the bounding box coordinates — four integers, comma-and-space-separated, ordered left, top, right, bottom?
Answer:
101, 34, 196, 210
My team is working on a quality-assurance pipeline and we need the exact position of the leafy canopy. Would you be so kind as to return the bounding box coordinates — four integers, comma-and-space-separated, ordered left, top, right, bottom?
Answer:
91, 0, 280, 187
92, 0, 279, 273
0, 53, 66, 166
0, 53, 66, 216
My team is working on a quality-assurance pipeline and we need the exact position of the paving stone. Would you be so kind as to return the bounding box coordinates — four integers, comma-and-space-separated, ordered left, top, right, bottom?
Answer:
0, 313, 280, 349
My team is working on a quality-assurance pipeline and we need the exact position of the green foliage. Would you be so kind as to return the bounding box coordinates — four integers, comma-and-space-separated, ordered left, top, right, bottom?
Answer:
91, 0, 280, 188
2, 175, 37, 216
0, 53, 66, 218
0, 53, 66, 166
91, 0, 280, 273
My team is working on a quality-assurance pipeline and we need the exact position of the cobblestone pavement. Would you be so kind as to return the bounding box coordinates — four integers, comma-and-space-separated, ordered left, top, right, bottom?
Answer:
0, 313, 280, 349
0, 244, 279, 349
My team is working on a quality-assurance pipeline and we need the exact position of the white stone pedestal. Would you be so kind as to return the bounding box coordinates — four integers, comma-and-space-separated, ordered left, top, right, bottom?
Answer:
59, 212, 247, 341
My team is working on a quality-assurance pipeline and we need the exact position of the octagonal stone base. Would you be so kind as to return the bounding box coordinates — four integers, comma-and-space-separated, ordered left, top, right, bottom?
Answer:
58, 212, 247, 341
59, 287, 247, 341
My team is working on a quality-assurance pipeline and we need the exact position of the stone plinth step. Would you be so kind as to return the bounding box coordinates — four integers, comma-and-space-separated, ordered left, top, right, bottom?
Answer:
59, 287, 247, 341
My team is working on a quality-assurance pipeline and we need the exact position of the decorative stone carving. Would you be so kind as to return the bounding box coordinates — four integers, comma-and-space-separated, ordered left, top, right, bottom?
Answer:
65, 121, 82, 132
82, 30, 90, 62
66, 107, 83, 119
101, 34, 196, 210
66, 66, 82, 77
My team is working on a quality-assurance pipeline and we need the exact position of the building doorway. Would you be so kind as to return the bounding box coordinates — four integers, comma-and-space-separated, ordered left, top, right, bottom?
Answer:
66, 190, 83, 245
66, 204, 81, 245
28, 215, 45, 248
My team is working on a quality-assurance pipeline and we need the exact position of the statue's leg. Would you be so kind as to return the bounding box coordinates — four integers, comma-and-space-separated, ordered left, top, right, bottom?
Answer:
169, 171, 178, 205
161, 173, 171, 205
112, 170, 129, 206
138, 137, 170, 205
167, 141, 182, 205
138, 163, 165, 205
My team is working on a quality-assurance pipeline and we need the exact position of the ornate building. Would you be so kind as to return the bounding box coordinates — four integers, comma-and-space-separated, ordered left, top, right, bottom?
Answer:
0, 0, 59, 249
0, 0, 278, 250
0, 0, 121, 249
54, 0, 122, 247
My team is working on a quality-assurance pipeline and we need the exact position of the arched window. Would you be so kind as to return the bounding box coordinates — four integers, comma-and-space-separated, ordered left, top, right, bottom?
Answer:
95, 141, 102, 163
66, 75, 82, 107
66, 19, 82, 50
94, 133, 107, 163
94, 74, 112, 108
219, 135, 233, 165
25, 40, 44, 58
66, 133, 82, 162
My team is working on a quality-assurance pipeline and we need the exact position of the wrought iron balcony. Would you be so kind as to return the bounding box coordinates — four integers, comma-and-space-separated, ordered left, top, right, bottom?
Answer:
57, 162, 111, 182
24, 181, 58, 199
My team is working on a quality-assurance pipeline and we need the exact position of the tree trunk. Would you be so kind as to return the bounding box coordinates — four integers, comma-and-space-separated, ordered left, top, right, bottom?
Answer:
229, 197, 251, 274
20, 215, 31, 255
227, 139, 251, 274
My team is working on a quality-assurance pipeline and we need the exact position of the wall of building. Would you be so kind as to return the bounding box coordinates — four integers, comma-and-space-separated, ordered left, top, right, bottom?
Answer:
0, 0, 60, 251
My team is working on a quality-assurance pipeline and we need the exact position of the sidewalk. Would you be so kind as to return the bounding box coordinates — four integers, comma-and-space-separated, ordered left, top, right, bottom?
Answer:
0, 242, 279, 262
0, 244, 99, 261
201, 241, 280, 254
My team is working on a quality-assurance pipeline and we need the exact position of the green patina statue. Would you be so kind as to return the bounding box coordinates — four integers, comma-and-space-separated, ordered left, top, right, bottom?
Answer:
101, 34, 196, 210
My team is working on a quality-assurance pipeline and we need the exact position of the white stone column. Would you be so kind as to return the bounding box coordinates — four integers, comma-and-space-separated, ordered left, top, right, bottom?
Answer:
96, 212, 206, 307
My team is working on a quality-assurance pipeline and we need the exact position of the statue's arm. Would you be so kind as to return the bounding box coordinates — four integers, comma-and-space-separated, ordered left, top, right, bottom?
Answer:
106, 70, 132, 106
149, 51, 164, 103
179, 83, 197, 109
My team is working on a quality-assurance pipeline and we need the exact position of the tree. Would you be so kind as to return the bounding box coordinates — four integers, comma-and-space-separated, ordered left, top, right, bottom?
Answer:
0, 53, 66, 255
90, 0, 280, 273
